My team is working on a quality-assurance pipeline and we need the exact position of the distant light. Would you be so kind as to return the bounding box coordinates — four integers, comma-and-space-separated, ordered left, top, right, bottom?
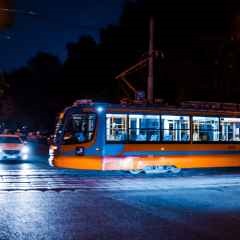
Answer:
97, 106, 104, 113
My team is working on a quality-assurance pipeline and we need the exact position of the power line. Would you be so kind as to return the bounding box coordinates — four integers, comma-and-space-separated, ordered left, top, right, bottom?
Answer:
0, 32, 11, 40
0, 8, 38, 40
0, 8, 38, 16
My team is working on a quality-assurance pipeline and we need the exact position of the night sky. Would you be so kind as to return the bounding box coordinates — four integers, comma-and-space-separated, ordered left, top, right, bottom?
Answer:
0, 0, 124, 70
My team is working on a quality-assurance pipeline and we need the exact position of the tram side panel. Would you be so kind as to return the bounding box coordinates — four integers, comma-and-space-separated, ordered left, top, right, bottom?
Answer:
102, 143, 240, 171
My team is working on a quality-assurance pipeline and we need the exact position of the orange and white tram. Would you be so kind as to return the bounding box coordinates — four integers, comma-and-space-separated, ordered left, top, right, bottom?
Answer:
49, 100, 240, 174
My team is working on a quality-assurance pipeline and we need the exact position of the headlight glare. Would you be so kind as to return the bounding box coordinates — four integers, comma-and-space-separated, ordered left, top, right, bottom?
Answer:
21, 146, 30, 154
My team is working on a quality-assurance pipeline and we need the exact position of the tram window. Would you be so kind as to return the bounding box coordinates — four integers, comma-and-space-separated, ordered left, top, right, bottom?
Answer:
63, 113, 96, 144
220, 118, 240, 142
161, 115, 190, 142
128, 114, 160, 142
106, 114, 127, 142
192, 116, 219, 142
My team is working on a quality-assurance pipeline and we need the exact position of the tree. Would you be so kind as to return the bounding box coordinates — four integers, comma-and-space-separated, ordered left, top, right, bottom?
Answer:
100, 0, 240, 103
64, 36, 104, 100
6, 53, 63, 130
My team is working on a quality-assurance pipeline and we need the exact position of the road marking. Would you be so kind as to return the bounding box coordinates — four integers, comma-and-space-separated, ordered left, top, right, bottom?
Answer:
0, 170, 240, 191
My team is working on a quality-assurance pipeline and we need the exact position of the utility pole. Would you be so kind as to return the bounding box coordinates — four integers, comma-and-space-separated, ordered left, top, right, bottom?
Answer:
116, 16, 159, 104
147, 16, 155, 103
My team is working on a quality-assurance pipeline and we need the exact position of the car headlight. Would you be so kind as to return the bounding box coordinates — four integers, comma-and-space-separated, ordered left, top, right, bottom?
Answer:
21, 146, 30, 154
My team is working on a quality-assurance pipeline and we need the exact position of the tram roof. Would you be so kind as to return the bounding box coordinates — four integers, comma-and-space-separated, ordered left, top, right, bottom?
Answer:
62, 99, 240, 116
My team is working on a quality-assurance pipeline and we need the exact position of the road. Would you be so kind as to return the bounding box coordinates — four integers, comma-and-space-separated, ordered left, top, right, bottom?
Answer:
0, 145, 240, 239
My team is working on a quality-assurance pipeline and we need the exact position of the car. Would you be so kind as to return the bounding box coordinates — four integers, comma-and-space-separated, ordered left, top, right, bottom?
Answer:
0, 134, 30, 161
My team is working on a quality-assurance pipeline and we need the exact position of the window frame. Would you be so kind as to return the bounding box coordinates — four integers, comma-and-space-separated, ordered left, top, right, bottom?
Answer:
128, 113, 161, 143
62, 112, 97, 145
191, 115, 220, 144
105, 112, 191, 144
105, 112, 240, 144
219, 117, 240, 143
105, 113, 128, 143
161, 115, 191, 143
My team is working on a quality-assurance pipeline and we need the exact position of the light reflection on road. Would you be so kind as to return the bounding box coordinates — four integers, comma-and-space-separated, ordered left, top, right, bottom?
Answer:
0, 169, 239, 191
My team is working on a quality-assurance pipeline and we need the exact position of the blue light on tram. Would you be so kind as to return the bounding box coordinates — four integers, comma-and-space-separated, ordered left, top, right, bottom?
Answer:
96, 106, 104, 113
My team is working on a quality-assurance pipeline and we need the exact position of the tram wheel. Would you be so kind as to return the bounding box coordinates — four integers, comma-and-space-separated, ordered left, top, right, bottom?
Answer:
170, 166, 181, 174
129, 169, 143, 175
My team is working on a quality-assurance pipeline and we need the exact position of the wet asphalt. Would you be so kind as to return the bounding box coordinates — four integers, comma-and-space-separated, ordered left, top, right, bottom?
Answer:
0, 145, 240, 239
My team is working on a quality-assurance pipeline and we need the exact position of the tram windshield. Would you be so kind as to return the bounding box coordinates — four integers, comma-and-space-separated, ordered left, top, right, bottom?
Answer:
63, 113, 96, 144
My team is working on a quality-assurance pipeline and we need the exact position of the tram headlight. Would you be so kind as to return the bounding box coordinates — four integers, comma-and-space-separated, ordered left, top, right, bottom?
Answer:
49, 148, 54, 155
49, 146, 57, 156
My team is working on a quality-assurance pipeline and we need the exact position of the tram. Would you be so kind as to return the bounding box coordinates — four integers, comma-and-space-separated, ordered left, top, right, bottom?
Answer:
49, 99, 240, 174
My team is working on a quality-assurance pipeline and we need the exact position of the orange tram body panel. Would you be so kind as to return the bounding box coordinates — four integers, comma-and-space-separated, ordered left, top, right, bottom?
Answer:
49, 100, 240, 173
52, 144, 240, 171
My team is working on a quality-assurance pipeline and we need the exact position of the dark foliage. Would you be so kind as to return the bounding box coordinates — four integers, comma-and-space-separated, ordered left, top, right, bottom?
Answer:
3, 0, 240, 130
